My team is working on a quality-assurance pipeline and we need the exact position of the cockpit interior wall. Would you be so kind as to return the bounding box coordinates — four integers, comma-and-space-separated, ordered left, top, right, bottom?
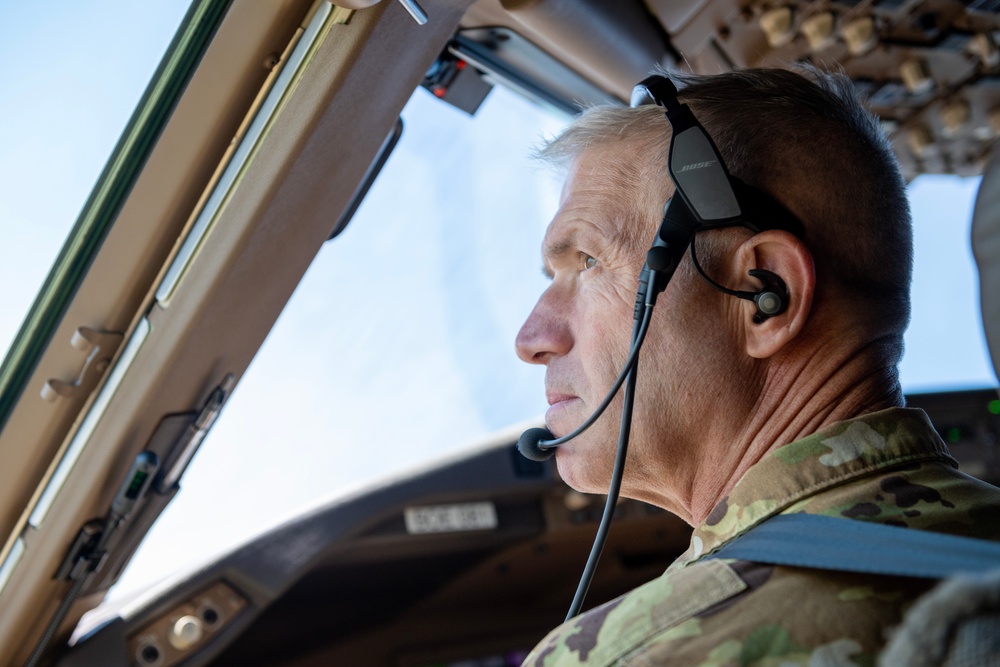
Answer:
641, 0, 1000, 180
465, 0, 1000, 179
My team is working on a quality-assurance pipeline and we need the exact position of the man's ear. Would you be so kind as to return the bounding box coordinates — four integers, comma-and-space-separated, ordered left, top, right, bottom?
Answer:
738, 230, 815, 359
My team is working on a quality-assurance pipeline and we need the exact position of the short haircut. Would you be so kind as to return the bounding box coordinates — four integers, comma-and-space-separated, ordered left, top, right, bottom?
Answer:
537, 67, 914, 347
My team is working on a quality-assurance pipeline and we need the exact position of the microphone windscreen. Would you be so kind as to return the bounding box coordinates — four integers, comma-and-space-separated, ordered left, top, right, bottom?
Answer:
517, 427, 556, 462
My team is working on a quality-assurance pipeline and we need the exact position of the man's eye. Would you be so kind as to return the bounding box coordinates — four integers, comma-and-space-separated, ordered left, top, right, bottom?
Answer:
584, 255, 598, 270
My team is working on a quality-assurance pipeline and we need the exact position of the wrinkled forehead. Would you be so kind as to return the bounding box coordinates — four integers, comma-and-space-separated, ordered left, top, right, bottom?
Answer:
570, 138, 673, 202
547, 141, 674, 257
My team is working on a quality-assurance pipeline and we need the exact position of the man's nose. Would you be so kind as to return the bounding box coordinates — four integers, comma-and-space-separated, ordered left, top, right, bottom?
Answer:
515, 290, 573, 365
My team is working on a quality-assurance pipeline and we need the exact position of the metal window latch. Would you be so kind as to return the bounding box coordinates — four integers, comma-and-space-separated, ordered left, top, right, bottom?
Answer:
41, 326, 124, 402
397, 0, 427, 24
55, 520, 105, 582
155, 374, 236, 493
331, 0, 427, 25
28, 452, 159, 667
54, 451, 160, 582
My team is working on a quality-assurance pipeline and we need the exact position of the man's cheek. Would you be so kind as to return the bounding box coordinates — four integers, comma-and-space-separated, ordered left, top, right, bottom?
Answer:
580, 313, 633, 360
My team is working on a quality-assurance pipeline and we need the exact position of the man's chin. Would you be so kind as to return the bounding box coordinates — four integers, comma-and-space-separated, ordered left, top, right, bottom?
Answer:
553, 444, 612, 496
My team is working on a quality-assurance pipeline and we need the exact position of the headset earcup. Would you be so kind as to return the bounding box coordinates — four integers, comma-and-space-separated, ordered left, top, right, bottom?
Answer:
755, 290, 784, 315
748, 269, 789, 323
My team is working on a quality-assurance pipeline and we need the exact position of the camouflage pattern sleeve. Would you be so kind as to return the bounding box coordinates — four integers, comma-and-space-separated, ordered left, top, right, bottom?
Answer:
522, 408, 1000, 666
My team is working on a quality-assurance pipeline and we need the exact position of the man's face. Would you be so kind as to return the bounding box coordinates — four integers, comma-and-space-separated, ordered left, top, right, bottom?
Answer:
516, 143, 671, 495
516, 142, 744, 507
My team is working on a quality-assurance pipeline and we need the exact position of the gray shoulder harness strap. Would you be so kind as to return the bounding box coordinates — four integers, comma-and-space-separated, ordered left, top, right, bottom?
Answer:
705, 513, 1000, 579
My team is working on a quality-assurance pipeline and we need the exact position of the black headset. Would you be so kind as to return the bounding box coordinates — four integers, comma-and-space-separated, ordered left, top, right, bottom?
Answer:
631, 75, 804, 322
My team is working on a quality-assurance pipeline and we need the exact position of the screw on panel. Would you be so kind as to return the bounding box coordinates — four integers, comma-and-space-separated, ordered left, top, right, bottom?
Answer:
263, 53, 281, 70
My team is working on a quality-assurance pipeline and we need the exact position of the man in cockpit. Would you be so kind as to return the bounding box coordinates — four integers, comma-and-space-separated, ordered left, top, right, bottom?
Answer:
515, 67, 1000, 665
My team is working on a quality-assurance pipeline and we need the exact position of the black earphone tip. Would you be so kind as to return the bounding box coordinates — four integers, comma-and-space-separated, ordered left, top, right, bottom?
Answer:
517, 427, 556, 462
748, 268, 789, 319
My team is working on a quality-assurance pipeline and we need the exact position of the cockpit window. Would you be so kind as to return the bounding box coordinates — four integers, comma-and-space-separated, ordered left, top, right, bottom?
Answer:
111, 84, 567, 595
0, 0, 192, 357
110, 81, 997, 598
903, 175, 996, 390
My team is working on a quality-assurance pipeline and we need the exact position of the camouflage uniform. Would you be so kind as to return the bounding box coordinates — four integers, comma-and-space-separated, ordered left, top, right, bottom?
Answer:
523, 408, 1000, 666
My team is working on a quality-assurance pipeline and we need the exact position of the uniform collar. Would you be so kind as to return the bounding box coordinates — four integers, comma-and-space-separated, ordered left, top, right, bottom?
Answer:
672, 407, 957, 568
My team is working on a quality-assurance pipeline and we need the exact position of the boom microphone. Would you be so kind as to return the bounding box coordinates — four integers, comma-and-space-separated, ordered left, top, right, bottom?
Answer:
517, 427, 557, 462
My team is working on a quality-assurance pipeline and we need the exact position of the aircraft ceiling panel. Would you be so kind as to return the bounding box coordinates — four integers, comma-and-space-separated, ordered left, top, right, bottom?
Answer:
648, 0, 1000, 177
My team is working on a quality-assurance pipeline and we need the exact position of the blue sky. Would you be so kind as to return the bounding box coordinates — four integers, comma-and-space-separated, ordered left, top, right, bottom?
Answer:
905, 175, 995, 390
1, 2, 996, 598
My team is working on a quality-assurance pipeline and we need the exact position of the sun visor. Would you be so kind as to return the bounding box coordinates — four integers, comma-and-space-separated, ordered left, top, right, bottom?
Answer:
972, 153, 1000, 385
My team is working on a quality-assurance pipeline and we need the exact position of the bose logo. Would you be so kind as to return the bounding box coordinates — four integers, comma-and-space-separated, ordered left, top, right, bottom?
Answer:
678, 160, 716, 172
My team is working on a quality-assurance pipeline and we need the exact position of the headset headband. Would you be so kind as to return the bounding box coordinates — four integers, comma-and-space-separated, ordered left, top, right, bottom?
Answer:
631, 75, 805, 241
